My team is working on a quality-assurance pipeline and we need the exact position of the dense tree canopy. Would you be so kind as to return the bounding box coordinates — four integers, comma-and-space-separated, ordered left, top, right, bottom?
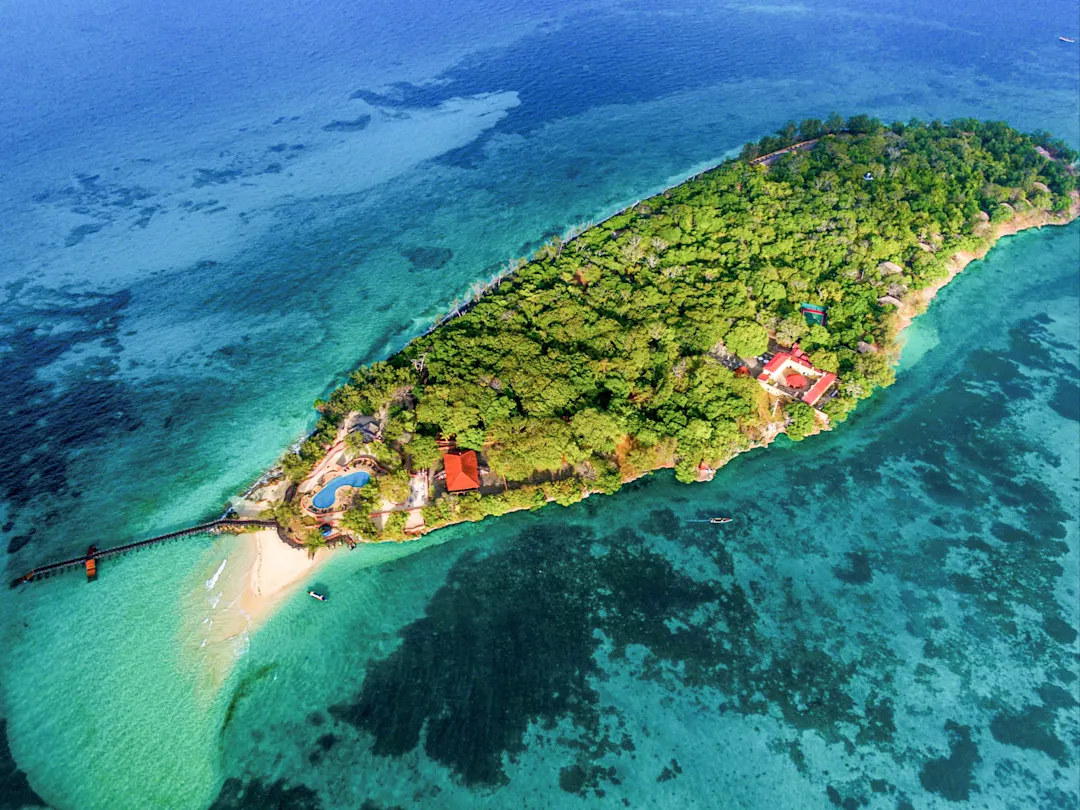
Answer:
285, 117, 1076, 514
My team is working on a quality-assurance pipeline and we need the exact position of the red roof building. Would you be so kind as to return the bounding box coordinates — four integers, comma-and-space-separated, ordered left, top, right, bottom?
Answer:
785, 371, 809, 389
802, 372, 838, 407
443, 450, 481, 492
758, 352, 791, 379
757, 343, 837, 408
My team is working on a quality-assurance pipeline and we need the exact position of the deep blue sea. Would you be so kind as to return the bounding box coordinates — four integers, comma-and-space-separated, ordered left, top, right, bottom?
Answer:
1, 1, 1078, 808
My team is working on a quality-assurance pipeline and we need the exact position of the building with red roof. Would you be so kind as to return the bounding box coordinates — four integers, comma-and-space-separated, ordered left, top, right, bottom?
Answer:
442, 450, 481, 492
785, 371, 809, 389
801, 374, 837, 408
756, 343, 837, 408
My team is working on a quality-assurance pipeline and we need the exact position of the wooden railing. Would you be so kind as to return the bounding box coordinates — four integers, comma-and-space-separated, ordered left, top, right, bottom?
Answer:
9, 520, 277, 587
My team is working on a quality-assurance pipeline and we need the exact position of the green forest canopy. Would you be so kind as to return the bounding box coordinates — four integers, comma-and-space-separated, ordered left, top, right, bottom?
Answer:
287, 117, 1077, 506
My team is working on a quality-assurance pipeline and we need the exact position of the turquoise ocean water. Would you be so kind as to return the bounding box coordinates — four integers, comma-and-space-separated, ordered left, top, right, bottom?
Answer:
1, 1, 1077, 808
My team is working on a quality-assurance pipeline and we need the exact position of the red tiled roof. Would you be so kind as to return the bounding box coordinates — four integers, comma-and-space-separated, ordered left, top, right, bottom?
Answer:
785, 372, 809, 389
443, 450, 480, 492
761, 353, 790, 374
758, 351, 821, 382
802, 372, 837, 407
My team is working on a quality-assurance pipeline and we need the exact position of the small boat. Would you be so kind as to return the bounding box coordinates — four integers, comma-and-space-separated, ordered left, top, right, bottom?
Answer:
709, 517, 733, 524
85, 546, 98, 582
1060, 36, 1076, 43
308, 590, 327, 602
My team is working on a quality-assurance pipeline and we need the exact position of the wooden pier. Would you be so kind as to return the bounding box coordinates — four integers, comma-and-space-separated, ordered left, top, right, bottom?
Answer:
9, 519, 277, 588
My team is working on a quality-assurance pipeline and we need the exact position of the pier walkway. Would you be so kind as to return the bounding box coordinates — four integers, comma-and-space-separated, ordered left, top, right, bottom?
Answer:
9, 519, 277, 587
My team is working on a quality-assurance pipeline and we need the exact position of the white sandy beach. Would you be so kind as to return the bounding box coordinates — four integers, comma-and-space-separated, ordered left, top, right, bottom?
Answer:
187, 529, 329, 693
240, 529, 328, 625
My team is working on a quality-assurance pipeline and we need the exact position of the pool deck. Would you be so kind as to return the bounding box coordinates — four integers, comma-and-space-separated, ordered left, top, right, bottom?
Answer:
299, 456, 384, 520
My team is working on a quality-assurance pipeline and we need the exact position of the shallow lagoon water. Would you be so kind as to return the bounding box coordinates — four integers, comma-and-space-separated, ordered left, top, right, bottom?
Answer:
1, 0, 1078, 808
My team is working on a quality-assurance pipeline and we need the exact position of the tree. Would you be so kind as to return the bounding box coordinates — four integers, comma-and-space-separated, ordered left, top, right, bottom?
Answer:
340, 507, 376, 537
845, 114, 882, 135
785, 401, 817, 441
366, 440, 400, 471
825, 112, 845, 133
260, 500, 300, 526
570, 408, 624, 454
761, 280, 787, 302
378, 469, 412, 505
801, 324, 832, 351
851, 352, 895, 394
408, 435, 442, 471
775, 314, 808, 347
345, 430, 368, 454
799, 118, 825, 140
383, 407, 416, 441
380, 511, 409, 541
302, 529, 328, 559
486, 418, 582, 480
281, 452, 315, 482
455, 426, 486, 451
809, 350, 839, 373
724, 320, 769, 358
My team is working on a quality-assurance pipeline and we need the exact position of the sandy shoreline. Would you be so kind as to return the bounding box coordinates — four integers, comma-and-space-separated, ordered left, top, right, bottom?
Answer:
187, 529, 330, 693
240, 529, 328, 626
894, 194, 1080, 343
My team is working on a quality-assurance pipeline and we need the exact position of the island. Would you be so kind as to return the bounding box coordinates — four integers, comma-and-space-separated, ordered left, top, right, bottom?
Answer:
235, 116, 1078, 558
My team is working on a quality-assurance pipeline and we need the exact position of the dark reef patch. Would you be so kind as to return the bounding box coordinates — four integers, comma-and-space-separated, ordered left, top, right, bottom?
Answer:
918, 720, 980, 801
64, 222, 107, 247
221, 664, 276, 738
1048, 379, 1079, 422
1042, 613, 1075, 645
208, 777, 321, 810
989, 704, 1067, 763
655, 758, 683, 783
350, 10, 810, 136
856, 694, 896, 746
0, 719, 48, 809
402, 246, 453, 272
328, 520, 866, 787
6, 533, 34, 555
432, 131, 496, 170
833, 551, 873, 584
37, 175, 155, 236
989, 521, 1037, 545
1037, 683, 1078, 709
322, 116, 372, 133
825, 784, 865, 809
349, 83, 447, 108
877, 324, 1077, 661
192, 168, 244, 188
0, 286, 140, 538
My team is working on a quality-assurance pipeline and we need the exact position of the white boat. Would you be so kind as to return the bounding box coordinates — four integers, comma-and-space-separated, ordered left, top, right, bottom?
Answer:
1060, 36, 1076, 43
308, 590, 327, 602
709, 517, 733, 524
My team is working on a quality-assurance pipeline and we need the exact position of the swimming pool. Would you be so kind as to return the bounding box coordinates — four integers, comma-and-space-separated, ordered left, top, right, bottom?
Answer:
310, 470, 371, 510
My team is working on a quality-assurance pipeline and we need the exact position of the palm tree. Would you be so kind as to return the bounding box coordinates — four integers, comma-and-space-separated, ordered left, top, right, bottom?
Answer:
302, 529, 328, 559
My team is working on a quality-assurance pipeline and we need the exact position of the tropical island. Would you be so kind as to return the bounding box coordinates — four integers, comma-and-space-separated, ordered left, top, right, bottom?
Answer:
236, 116, 1078, 559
